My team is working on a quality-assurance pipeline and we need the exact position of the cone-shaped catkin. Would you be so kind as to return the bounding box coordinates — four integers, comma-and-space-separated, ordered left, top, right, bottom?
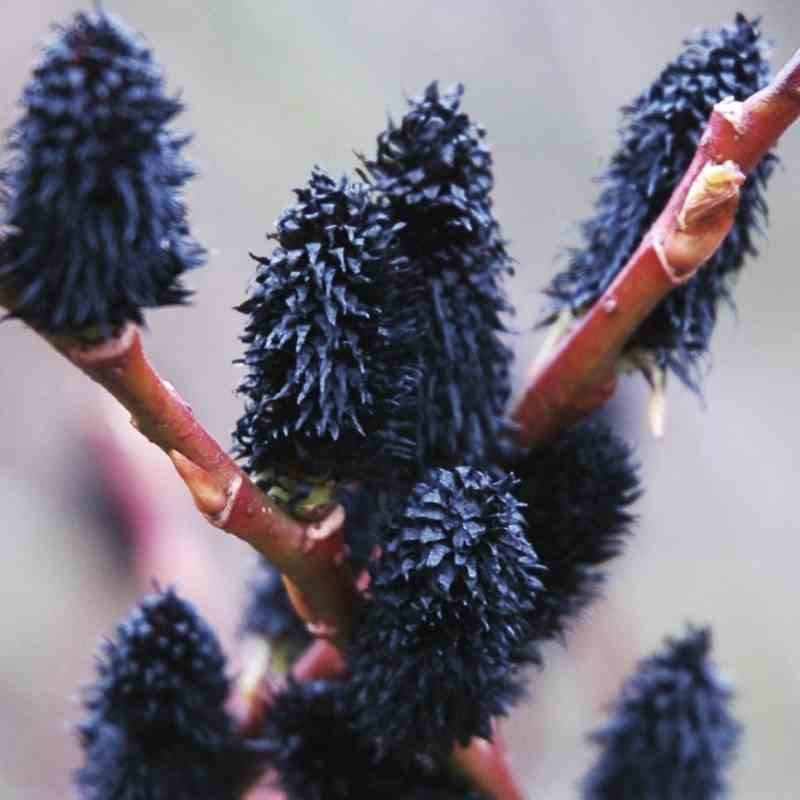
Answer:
235, 167, 421, 487
0, 9, 204, 335
347, 467, 544, 759
512, 420, 640, 641
583, 626, 740, 800
365, 82, 515, 465
543, 14, 775, 388
75, 588, 259, 799
240, 558, 311, 658
259, 680, 484, 800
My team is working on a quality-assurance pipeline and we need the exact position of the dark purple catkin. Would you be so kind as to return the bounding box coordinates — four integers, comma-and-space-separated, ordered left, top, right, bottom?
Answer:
239, 558, 311, 658
75, 588, 260, 800
235, 167, 421, 486
0, 9, 203, 335
346, 467, 544, 760
543, 15, 775, 389
259, 680, 485, 800
511, 420, 640, 641
583, 626, 740, 800
365, 82, 515, 466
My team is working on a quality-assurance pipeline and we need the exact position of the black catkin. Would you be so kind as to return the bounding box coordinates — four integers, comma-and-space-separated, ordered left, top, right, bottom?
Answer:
543, 14, 775, 388
366, 82, 516, 466
235, 166, 420, 487
511, 419, 640, 641
75, 588, 259, 800
583, 626, 740, 800
347, 467, 544, 760
0, 9, 204, 335
259, 680, 485, 800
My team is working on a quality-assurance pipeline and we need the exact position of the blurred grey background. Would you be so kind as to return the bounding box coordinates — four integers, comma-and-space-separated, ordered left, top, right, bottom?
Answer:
0, 1, 798, 797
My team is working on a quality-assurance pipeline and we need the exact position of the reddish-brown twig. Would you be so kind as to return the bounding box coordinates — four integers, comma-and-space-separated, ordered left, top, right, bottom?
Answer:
513, 48, 800, 448
0, 310, 356, 650
454, 724, 525, 800
4, 46, 800, 800
82, 400, 209, 588
231, 638, 347, 738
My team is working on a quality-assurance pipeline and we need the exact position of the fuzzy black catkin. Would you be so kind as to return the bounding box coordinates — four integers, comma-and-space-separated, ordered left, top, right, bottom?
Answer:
259, 680, 485, 800
235, 166, 420, 485
240, 557, 311, 656
512, 420, 640, 641
0, 9, 203, 335
347, 467, 544, 759
543, 14, 775, 388
583, 626, 740, 800
365, 81, 515, 465
75, 588, 258, 800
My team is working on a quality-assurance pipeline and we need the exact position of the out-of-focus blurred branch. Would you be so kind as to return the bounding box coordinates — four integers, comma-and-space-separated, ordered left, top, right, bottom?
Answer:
513, 47, 800, 448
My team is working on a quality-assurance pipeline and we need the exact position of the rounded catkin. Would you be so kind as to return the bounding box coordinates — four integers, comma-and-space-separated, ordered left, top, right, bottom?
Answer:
235, 167, 421, 486
512, 419, 641, 641
366, 82, 516, 466
543, 14, 775, 388
0, 9, 204, 335
347, 467, 544, 760
583, 626, 740, 800
260, 680, 484, 800
75, 588, 259, 800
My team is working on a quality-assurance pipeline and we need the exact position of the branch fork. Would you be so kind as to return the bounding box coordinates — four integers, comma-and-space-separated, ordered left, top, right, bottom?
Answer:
3, 44, 800, 800
0, 313, 358, 652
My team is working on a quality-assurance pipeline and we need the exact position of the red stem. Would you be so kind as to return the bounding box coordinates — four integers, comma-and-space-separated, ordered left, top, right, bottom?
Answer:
4, 46, 800, 800
0, 314, 356, 649
513, 48, 800, 448
454, 724, 525, 800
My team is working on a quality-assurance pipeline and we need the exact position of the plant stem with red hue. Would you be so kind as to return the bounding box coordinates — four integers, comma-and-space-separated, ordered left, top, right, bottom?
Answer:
513, 48, 800, 448
0, 310, 356, 649
454, 724, 525, 800
231, 638, 347, 738
4, 47, 800, 800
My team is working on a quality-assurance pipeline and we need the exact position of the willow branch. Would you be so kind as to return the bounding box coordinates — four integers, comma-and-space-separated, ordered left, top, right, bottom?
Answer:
11, 46, 798, 800
453, 725, 525, 800
232, 638, 347, 738
513, 48, 800, 448
231, 634, 528, 800
0, 305, 356, 648
2, 296, 527, 800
